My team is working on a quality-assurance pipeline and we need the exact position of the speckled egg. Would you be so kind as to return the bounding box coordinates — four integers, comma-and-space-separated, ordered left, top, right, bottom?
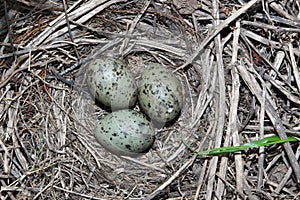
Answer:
94, 110, 155, 157
138, 64, 183, 123
85, 56, 137, 110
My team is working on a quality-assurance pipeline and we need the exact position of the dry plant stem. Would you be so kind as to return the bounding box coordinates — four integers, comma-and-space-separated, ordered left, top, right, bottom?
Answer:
274, 146, 300, 194
62, 0, 80, 59
288, 43, 300, 92
72, 131, 103, 170
28, 0, 125, 47
33, 171, 61, 199
212, 0, 227, 199
253, 12, 300, 27
245, 125, 300, 137
241, 28, 300, 57
240, 30, 298, 92
269, 1, 298, 21
0, 180, 17, 200
3, 1, 15, 58
53, 185, 106, 200
0, 55, 29, 88
206, 65, 226, 198
166, 142, 188, 163
134, 39, 186, 57
266, 51, 285, 88
120, 0, 151, 54
265, 154, 281, 173
0, 138, 9, 174
176, 0, 260, 71
144, 155, 196, 200
194, 159, 208, 200
266, 179, 296, 196
183, 73, 195, 120
6, 91, 17, 143
120, 156, 165, 173
257, 85, 266, 190
60, 37, 123, 76
191, 47, 216, 128
146, 122, 215, 200
236, 62, 300, 183
194, 124, 217, 199
69, 20, 137, 38
261, 0, 272, 24
45, 96, 106, 171
13, 127, 29, 171
2, 159, 61, 194
215, 173, 246, 199
231, 21, 244, 199
52, 90, 67, 151
27, 0, 84, 47
241, 20, 300, 33
0, 42, 83, 59
268, 79, 300, 105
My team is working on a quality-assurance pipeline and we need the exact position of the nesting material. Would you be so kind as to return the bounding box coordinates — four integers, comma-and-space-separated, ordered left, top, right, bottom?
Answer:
0, 0, 299, 199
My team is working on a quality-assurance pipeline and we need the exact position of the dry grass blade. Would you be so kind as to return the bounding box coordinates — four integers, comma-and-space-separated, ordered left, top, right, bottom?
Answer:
0, 0, 299, 199
207, 1, 226, 199
176, 0, 260, 70
236, 63, 300, 183
230, 21, 244, 200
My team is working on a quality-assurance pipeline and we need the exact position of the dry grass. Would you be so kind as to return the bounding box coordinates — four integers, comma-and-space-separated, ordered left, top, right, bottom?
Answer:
0, 0, 300, 199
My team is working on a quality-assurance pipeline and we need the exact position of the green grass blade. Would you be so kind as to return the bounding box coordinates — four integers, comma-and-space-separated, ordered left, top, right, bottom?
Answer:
181, 133, 298, 156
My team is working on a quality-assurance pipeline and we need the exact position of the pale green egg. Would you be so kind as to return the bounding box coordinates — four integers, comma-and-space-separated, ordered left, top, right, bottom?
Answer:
94, 110, 155, 157
138, 64, 183, 123
85, 56, 137, 110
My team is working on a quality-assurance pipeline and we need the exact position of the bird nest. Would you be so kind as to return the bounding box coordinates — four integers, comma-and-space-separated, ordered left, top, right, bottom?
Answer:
0, 0, 299, 199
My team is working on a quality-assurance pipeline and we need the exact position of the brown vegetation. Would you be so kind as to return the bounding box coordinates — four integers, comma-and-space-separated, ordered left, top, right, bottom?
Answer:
0, 0, 299, 199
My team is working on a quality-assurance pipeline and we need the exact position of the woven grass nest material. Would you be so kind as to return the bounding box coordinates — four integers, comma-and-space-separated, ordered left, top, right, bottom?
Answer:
0, 0, 300, 199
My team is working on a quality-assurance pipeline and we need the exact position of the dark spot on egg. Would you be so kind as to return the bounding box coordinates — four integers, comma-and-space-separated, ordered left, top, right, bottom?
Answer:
112, 132, 118, 137
142, 89, 147, 95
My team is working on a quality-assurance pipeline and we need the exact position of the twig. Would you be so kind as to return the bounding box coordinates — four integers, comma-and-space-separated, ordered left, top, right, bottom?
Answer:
212, 0, 227, 199
269, 2, 298, 21
241, 28, 300, 56
194, 159, 208, 200
231, 21, 244, 200
241, 20, 300, 32
52, 185, 109, 200
120, 0, 151, 55
62, 0, 80, 59
4, 1, 16, 59
236, 62, 300, 183
175, 0, 260, 71
144, 155, 196, 200
274, 146, 300, 194
257, 84, 266, 190
288, 43, 300, 92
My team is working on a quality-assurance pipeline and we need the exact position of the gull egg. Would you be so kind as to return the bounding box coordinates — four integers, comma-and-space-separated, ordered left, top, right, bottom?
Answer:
138, 64, 183, 123
85, 56, 137, 110
94, 110, 155, 157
